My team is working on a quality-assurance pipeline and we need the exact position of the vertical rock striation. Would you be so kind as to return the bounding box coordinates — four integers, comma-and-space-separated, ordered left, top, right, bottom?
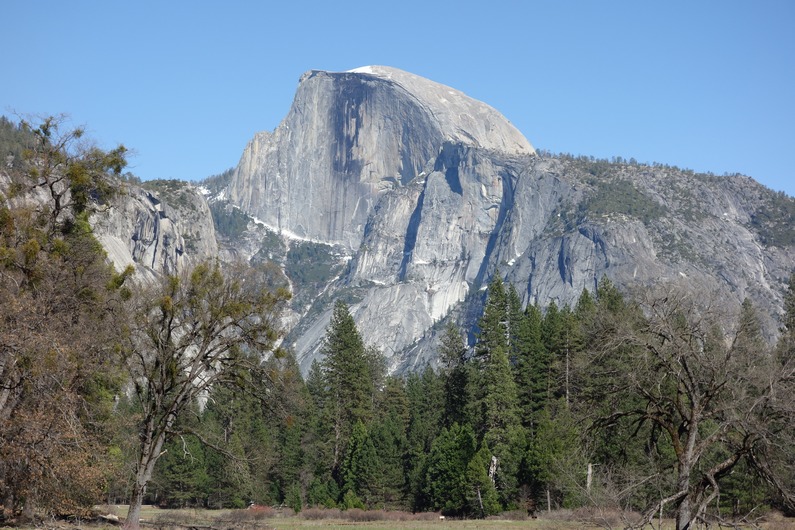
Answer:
228, 66, 533, 249
92, 183, 219, 282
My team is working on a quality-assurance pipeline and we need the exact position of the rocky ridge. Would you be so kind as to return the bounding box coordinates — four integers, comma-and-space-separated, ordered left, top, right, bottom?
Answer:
77, 66, 795, 375
213, 67, 795, 373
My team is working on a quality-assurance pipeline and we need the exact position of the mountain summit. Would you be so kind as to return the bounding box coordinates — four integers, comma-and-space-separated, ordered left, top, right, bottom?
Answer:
227, 66, 533, 249
345, 66, 534, 155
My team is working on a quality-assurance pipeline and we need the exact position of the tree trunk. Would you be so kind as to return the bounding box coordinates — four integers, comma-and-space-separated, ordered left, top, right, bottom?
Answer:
123, 482, 145, 530
586, 463, 593, 492
676, 496, 692, 530
675, 458, 694, 530
20, 489, 35, 522
124, 424, 167, 530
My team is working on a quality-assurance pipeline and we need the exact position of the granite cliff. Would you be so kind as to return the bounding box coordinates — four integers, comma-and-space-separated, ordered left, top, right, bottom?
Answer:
211, 66, 795, 373
92, 180, 218, 282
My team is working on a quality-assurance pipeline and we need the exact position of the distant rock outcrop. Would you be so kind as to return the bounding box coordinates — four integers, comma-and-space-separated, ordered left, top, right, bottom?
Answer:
92, 181, 218, 282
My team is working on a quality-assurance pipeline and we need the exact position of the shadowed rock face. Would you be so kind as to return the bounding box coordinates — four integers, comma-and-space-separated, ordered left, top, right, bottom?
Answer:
227, 67, 533, 249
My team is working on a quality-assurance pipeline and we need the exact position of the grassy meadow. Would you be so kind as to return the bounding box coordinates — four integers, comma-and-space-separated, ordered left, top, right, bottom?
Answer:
85, 505, 795, 530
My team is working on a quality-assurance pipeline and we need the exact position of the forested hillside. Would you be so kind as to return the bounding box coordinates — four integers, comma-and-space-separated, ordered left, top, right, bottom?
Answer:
130, 275, 795, 528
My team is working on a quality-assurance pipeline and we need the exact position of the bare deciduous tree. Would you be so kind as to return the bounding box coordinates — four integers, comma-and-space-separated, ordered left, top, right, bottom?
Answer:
121, 261, 289, 530
585, 284, 795, 530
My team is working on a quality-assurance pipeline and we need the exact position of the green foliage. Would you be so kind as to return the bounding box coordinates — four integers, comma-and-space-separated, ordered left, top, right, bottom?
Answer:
200, 384, 271, 508
515, 302, 549, 428
466, 444, 501, 516
200, 167, 235, 194
286, 240, 339, 285
524, 402, 580, 505
306, 477, 339, 508
424, 423, 478, 515
318, 301, 385, 472
0, 115, 35, 168
405, 368, 444, 510
581, 179, 668, 224
152, 432, 210, 508
340, 421, 382, 507
209, 200, 251, 238
369, 412, 409, 508
438, 322, 470, 428
252, 227, 287, 263
748, 190, 795, 247
341, 489, 366, 510
284, 482, 303, 512
140, 178, 198, 210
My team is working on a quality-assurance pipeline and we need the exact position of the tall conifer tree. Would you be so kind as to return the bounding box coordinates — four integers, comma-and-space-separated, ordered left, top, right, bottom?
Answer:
472, 275, 523, 506
321, 301, 376, 467
438, 321, 470, 427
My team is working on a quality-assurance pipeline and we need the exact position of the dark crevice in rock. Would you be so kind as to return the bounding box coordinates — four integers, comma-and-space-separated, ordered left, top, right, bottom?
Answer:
434, 143, 464, 195
399, 185, 427, 281
475, 172, 515, 287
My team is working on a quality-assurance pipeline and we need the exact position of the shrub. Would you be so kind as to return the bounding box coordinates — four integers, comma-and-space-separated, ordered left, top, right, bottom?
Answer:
300, 507, 342, 520
341, 490, 365, 510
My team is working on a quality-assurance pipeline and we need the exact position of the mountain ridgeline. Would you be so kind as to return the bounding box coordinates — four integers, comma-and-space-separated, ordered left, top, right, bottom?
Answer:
90, 67, 794, 373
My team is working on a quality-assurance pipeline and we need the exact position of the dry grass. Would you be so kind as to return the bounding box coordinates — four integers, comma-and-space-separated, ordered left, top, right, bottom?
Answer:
31, 505, 795, 530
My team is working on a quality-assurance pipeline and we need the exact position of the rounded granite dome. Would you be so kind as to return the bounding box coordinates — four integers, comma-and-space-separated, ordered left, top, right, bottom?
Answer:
344, 66, 535, 156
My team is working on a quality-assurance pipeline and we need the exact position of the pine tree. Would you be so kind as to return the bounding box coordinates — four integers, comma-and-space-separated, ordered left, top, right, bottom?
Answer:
303, 360, 336, 500
466, 444, 501, 517
370, 412, 409, 509
507, 284, 529, 364
595, 275, 624, 313
151, 410, 210, 508
472, 274, 524, 507
259, 351, 313, 509
541, 301, 563, 399
438, 321, 470, 427
470, 274, 511, 434
202, 384, 272, 508
785, 273, 795, 333
778, 272, 795, 359
405, 368, 444, 511
527, 398, 583, 503
475, 274, 509, 361
321, 301, 377, 468
575, 287, 596, 319
515, 303, 548, 430
340, 420, 382, 508
424, 423, 477, 515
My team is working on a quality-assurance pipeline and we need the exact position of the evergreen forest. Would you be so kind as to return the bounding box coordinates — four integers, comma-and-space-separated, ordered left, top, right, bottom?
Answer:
1, 117, 794, 530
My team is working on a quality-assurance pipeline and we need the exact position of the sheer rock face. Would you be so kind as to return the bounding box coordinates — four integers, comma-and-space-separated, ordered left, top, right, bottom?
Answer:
92, 184, 218, 283
227, 66, 533, 249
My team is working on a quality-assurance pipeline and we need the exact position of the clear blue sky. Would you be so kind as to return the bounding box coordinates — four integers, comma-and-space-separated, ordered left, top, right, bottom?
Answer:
3, 1, 794, 196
